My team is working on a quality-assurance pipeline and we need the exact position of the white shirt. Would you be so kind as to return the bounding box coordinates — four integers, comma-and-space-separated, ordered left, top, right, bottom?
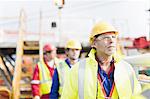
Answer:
47, 60, 55, 68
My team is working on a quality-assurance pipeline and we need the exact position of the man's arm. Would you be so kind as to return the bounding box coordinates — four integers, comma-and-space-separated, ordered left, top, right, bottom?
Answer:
50, 68, 59, 99
31, 65, 40, 98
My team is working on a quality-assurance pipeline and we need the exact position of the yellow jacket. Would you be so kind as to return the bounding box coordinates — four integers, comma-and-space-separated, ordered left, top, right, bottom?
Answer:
61, 49, 141, 99
57, 60, 71, 96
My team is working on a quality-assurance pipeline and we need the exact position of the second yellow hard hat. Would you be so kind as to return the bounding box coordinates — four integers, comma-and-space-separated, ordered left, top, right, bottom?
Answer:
65, 39, 82, 50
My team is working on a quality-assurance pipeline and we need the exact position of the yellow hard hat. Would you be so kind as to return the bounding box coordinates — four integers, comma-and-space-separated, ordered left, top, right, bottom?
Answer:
65, 39, 82, 50
89, 21, 118, 44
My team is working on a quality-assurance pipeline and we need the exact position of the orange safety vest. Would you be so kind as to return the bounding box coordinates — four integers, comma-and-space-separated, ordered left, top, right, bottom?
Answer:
38, 60, 53, 95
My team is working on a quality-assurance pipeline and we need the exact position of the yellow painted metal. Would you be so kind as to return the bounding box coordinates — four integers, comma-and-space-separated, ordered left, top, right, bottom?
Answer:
12, 9, 26, 99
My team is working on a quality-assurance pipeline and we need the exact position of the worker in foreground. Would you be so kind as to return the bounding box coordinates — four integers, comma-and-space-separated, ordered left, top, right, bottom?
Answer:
31, 44, 59, 99
61, 21, 141, 99
50, 39, 82, 99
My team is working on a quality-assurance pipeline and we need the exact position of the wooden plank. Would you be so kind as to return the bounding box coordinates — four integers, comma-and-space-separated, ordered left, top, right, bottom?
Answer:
12, 9, 26, 99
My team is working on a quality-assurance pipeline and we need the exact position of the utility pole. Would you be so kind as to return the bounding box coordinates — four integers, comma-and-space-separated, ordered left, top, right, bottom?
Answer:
54, 0, 65, 46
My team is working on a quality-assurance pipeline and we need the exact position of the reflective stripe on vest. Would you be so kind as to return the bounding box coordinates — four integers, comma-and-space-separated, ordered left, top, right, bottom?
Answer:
78, 59, 86, 99
31, 80, 40, 84
125, 64, 134, 93
58, 62, 66, 86
38, 60, 52, 95
141, 89, 150, 99
57, 62, 69, 96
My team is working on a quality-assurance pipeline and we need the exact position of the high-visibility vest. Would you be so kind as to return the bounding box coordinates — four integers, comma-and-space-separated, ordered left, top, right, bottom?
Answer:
78, 59, 118, 99
78, 54, 141, 99
38, 60, 53, 95
57, 61, 70, 97
60, 49, 142, 99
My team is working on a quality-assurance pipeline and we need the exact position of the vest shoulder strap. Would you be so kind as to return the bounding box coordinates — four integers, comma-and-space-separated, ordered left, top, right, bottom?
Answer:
38, 61, 51, 83
123, 61, 134, 93
38, 61, 46, 81
78, 59, 86, 99
57, 62, 66, 86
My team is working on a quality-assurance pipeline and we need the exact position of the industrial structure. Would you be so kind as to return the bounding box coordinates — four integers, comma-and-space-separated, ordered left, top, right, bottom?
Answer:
0, 0, 150, 98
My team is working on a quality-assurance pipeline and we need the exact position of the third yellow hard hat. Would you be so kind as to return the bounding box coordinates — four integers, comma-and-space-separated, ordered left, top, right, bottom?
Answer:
65, 39, 82, 50
89, 21, 118, 44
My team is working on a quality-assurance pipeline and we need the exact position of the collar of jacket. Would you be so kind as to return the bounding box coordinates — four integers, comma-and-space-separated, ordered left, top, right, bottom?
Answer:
88, 48, 96, 62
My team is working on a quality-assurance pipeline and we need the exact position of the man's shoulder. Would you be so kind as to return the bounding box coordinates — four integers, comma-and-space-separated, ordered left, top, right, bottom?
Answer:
117, 59, 132, 66
56, 60, 67, 70
115, 59, 134, 73
71, 58, 90, 70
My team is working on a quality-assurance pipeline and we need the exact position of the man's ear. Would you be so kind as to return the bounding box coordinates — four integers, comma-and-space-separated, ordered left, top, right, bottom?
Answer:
65, 49, 69, 56
91, 40, 97, 48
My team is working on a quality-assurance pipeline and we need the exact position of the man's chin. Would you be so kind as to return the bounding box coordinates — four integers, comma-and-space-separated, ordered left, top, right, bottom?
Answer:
71, 57, 78, 60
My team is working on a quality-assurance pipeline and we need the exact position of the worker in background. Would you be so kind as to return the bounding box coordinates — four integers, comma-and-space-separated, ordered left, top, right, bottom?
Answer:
50, 39, 82, 99
61, 21, 142, 99
31, 44, 59, 99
